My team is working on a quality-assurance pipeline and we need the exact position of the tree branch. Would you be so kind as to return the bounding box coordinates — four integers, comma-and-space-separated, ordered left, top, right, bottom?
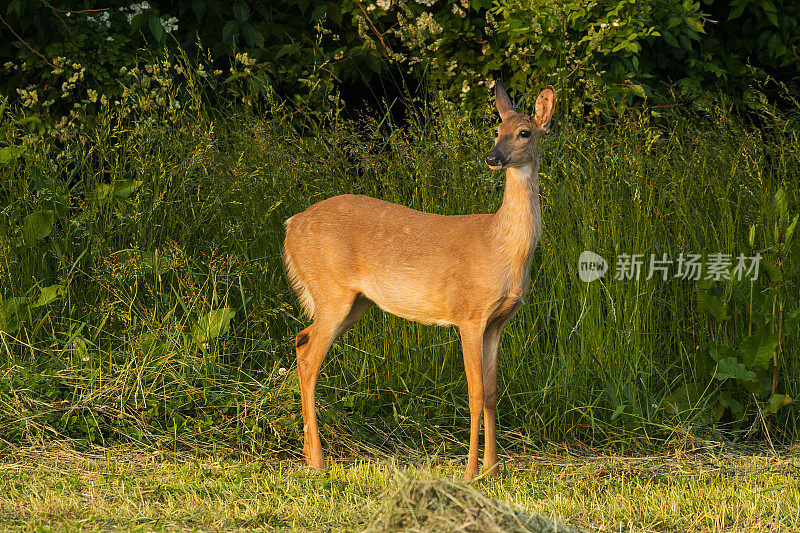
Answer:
0, 13, 56, 69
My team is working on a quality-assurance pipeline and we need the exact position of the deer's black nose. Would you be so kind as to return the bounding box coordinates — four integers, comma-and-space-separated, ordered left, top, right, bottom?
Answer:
485, 152, 504, 168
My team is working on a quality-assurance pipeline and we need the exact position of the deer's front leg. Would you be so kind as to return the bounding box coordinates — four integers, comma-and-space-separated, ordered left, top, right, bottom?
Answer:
459, 324, 485, 480
481, 321, 503, 476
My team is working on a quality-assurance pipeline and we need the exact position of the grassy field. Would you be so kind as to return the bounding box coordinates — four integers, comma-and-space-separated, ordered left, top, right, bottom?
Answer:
1, 66, 799, 533
1, 444, 798, 532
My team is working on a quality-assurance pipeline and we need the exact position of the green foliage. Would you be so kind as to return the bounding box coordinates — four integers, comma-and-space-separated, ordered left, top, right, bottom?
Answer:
675, 188, 799, 430
0, 144, 25, 166
706, 0, 800, 78
0, 283, 64, 334
485, 0, 708, 116
1, 0, 798, 128
193, 308, 236, 345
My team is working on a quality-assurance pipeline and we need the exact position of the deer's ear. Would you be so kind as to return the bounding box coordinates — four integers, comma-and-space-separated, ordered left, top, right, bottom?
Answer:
494, 80, 515, 120
534, 86, 555, 130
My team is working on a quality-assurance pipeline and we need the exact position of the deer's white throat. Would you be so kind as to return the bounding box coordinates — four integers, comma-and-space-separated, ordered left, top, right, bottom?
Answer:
493, 163, 542, 273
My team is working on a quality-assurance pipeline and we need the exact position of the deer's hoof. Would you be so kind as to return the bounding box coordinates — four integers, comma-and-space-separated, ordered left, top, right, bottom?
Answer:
464, 465, 478, 480
482, 461, 503, 477
304, 451, 326, 470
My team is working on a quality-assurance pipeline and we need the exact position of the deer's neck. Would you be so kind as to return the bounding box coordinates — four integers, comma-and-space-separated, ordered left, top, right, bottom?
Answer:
492, 162, 542, 278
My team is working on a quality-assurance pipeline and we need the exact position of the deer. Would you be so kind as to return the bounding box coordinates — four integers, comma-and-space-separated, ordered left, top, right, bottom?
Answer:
283, 80, 555, 479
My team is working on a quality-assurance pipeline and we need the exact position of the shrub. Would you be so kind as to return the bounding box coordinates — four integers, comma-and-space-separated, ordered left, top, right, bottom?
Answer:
1, 0, 798, 125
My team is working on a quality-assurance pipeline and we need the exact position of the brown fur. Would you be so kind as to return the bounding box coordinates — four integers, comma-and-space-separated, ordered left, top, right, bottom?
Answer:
283, 80, 556, 479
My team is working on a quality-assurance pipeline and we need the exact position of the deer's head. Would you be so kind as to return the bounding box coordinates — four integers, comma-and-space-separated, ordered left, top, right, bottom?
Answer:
485, 81, 555, 171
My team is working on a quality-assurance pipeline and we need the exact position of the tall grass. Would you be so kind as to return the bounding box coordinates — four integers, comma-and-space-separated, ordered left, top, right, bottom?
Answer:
1, 81, 798, 459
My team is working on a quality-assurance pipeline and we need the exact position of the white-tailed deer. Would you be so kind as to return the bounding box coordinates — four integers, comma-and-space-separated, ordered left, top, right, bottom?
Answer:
283, 80, 555, 479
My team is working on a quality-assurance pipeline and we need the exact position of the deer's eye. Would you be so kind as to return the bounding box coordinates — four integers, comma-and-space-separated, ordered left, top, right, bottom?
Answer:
519, 130, 531, 139
493, 129, 499, 138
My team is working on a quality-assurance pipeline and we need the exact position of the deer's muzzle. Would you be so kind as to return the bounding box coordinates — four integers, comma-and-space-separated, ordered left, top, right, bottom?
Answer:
485, 151, 506, 170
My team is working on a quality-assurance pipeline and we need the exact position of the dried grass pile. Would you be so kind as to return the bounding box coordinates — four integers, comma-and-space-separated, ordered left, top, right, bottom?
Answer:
366, 473, 585, 532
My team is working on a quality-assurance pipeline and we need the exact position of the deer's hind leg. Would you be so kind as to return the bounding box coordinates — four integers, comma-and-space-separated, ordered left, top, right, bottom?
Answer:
295, 291, 373, 469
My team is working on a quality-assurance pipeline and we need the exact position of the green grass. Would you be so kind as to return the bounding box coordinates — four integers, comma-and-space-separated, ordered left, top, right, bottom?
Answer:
1, 446, 798, 532
1, 79, 799, 459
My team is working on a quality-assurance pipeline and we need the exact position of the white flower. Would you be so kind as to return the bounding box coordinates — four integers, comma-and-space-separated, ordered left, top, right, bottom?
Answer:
376, 0, 391, 10
125, 1, 152, 23
172, 100, 180, 109
612, 21, 619, 27
278, 367, 287, 376
415, 0, 437, 6
600, 23, 607, 28
161, 16, 178, 33
415, 11, 442, 33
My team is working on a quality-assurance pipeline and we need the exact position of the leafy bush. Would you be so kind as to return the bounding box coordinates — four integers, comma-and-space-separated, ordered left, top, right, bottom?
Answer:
1, 0, 798, 127
666, 189, 798, 430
